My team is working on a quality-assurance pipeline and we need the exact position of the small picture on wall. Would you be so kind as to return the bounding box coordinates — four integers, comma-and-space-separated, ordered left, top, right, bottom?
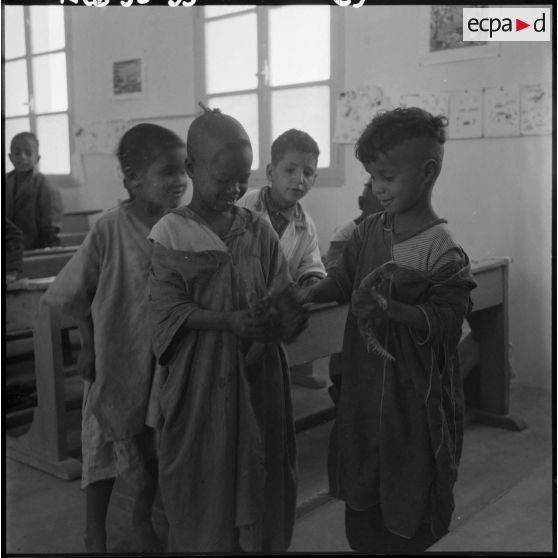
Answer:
429, 5, 486, 52
420, 5, 499, 65
113, 58, 144, 99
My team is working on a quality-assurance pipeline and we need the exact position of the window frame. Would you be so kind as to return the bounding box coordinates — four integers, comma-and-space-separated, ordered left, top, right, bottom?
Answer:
4, 5, 74, 184
194, 5, 345, 189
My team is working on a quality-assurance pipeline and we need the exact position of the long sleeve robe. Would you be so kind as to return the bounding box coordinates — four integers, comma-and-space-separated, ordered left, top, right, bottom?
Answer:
148, 206, 297, 553
327, 212, 476, 539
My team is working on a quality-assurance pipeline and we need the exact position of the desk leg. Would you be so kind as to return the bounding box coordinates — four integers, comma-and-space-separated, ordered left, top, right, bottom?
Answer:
467, 307, 526, 432
6, 301, 81, 480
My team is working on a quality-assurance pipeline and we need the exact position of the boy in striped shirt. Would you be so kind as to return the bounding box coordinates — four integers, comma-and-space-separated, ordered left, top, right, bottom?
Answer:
302, 107, 476, 553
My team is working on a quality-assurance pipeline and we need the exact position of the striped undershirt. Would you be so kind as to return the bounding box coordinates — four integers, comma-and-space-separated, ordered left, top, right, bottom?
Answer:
391, 222, 462, 272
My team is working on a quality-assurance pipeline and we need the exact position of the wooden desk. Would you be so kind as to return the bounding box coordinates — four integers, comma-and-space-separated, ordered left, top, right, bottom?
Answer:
5, 258, 523, 481
22, 248, 78, 279
6, 278, 81, 480
465, 259, 526, 430
286, 257, 525, 431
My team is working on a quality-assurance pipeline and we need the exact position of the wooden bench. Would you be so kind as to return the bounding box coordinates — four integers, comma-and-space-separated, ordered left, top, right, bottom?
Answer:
5, 258, 524, 480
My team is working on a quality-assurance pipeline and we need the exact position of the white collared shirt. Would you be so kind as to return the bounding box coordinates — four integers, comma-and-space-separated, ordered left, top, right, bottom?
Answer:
237, 187, 326, 283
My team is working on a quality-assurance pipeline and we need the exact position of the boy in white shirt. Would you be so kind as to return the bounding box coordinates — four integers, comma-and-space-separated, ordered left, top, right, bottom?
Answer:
238, 129, 327, 388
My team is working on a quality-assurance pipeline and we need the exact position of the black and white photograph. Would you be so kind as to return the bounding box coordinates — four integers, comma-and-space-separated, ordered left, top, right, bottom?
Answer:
3, 0, 554, 555
112, 57, 144, 98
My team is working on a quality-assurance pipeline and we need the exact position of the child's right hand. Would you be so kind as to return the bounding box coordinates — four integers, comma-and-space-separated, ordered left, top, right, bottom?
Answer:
227, 309, 273, 340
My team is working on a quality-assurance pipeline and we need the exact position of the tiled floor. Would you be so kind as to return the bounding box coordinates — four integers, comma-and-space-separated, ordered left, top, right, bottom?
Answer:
5, 355, 554, 555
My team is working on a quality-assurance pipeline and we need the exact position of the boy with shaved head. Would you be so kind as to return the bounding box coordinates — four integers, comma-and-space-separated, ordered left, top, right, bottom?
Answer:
147, 107, 300, 552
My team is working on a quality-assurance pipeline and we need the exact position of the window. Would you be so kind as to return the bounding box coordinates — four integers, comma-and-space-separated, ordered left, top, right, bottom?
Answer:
196, 5, 344, 186
4, 5, 71, 175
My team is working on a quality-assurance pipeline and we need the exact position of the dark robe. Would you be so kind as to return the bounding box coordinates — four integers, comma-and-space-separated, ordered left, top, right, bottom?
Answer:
5, 169, 63, 249
328, 213, 476, 539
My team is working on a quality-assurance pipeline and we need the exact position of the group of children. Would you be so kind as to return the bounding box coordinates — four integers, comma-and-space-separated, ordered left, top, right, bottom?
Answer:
37, 104, 475, 554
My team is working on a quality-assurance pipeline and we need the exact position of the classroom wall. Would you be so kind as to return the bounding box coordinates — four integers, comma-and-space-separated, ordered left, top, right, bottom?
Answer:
64, 5, 552, 389
64, 6, 196, 212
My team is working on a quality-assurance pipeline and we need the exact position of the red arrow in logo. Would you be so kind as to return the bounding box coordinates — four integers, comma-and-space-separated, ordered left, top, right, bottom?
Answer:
516, 18, 530, 31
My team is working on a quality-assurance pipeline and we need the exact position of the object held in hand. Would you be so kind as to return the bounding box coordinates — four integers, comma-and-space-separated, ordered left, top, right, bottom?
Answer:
353, 261, 398, 361
269, 284, 309, 343
245, 286, 308, 366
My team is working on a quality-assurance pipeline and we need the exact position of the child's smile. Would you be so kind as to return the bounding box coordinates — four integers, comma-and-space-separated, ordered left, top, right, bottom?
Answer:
137, 146, 188, 210
365, 140, 431, 216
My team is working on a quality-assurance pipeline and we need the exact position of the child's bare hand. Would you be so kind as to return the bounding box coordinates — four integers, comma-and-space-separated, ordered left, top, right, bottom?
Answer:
228, 309, 273, 340
269, 285, 309, 342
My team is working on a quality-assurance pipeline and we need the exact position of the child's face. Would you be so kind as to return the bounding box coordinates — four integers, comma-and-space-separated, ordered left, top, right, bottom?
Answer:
189, 142, 252, 214
134, 146, 188, 210
9, 137, 40, 173
266, 151, 317, 209
364, 140, 432, 215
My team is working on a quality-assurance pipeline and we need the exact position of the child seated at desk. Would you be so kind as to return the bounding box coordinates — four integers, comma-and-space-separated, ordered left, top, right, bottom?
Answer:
237, 128, 327, 388
43, 123, 188, 553
324, 178, 383, 404
5, 132, 63, 250
302, 107, 476, 553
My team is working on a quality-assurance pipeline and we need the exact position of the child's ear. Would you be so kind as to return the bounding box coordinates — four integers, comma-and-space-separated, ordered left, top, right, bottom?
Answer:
185, 157, 195, 179
123, 167, 140, 183
123, 168, 141, 193
265, 163, 274, 183
36, 154, 41, 164
423, 159, 438, 183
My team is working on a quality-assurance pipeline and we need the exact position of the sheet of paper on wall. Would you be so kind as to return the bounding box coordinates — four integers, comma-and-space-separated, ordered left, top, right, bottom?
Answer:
74, 120, 131, 155
400, 92, 449, 119
399, 93, 421, 110
333, 85, 390, 144
448, 89, 483, 139
520, 83, 551, 136
82, 154, 123, 206
483, 87, 520, 138
73, 120, 130, 187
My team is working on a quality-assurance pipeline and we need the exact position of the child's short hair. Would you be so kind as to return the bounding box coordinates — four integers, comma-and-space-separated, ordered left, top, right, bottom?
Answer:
10, 132, 39, 151
116, 123, 185, 175
270, 129, 320, 165
186, 106, 251, 163
355, 107, 448, 164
